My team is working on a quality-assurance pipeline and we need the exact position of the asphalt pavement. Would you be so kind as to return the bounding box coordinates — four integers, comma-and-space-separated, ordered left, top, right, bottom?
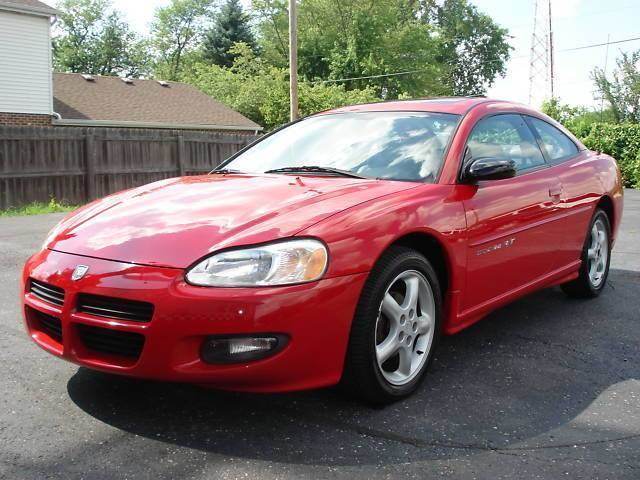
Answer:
1, 191, 639, 479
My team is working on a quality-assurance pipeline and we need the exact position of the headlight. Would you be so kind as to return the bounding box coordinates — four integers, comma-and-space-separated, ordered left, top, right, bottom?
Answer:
185, 239, 328, 287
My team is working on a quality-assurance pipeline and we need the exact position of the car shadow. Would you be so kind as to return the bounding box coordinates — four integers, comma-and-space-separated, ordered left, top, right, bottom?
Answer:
66, 268, 640, 467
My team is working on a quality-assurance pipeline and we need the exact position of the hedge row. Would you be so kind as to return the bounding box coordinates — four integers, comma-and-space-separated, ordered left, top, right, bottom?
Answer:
571, 122, 640, 188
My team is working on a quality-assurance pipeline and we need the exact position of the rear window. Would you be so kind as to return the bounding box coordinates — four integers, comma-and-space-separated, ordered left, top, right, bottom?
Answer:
528, 117, 579, 161
224, 112, 461, 182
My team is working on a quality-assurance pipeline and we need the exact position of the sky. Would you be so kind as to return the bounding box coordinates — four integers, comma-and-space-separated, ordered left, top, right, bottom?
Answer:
41, 0, 640, 108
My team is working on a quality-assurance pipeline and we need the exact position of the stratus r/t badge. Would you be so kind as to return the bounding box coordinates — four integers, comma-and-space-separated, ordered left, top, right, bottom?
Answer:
71, 265, 89, 281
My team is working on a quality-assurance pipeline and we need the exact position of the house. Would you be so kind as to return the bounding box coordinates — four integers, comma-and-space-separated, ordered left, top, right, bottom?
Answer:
53, 73, 262, 134
0, 0, 57, 126
0, 0, 261, 133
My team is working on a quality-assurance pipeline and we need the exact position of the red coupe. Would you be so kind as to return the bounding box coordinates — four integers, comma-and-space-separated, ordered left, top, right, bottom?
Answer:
22, 98, 623, 403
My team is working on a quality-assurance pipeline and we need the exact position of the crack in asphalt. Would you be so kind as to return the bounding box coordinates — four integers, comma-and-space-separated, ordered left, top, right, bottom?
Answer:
321, 418, 640, 455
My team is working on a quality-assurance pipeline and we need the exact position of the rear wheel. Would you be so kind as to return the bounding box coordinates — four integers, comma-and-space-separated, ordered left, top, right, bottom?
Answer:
561, 209, 611, 298
342, 246, 442, 404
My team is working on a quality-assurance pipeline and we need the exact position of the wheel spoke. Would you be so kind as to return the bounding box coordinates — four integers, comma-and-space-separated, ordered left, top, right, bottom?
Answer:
587, 248, 597, 260
403, 276, 419, 310
591, 225, 598, 247
398, 346, 412, 376
598, 230, 607, 247
376, 334, 400, 364
416, 314, 433, 335
381, 293, 403, 322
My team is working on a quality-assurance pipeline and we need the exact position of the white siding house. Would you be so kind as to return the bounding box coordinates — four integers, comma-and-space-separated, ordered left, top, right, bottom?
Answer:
0, 0, 56, 119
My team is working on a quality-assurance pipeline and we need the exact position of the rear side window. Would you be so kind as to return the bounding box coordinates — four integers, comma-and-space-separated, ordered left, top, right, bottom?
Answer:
528, 117, 579, 161
467, 114, 546, 172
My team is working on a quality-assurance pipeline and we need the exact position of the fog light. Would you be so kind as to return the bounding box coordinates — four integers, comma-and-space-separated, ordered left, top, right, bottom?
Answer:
201, 335, 287, 364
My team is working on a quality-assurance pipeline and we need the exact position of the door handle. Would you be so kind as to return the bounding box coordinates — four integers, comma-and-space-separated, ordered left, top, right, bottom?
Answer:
549, 186, 562, 197
549, 185, 562, 205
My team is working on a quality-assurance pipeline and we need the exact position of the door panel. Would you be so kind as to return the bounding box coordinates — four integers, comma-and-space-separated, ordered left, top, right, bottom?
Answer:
461, 114, 565, 312
526, 117, 601, 267
462, 171, 565, 311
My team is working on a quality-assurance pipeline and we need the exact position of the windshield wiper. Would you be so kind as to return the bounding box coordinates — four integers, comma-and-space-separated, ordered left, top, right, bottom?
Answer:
264, 165, 368, 179
210, 168, 244, 174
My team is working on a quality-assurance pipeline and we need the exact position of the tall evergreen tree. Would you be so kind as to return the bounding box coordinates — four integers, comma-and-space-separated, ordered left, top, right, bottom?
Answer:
203, 0, 256, 67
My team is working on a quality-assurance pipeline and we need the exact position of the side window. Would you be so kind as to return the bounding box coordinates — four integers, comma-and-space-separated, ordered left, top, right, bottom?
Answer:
528, 117, 579, 161
467, 114, 546, 172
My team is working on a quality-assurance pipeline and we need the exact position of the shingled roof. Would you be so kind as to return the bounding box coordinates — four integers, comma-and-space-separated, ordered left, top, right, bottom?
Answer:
53, 73, 262, 131
0, 0, 57, 16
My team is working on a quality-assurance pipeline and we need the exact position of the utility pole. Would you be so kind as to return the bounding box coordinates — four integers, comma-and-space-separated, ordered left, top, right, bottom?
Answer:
600, 33, 611, 119
548, 0, 555, 98
289, 0, 298, 121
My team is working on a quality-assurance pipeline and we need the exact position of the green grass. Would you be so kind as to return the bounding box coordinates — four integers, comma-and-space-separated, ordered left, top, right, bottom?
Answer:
0, 199, 78, 217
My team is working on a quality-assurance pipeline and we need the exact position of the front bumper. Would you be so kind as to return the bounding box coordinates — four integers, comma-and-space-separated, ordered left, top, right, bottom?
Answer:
22, 249, 367, 392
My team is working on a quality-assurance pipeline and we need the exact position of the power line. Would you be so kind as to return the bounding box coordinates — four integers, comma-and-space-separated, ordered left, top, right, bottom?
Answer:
309, 69, 427, 84
560, 35, 640, 52
300, 35, 640, 87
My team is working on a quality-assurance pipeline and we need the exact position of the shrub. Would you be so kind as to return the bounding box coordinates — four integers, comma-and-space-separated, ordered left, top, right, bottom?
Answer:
576, 123, 640, 188
183, 43, 379, 131
542, 99, 639, 187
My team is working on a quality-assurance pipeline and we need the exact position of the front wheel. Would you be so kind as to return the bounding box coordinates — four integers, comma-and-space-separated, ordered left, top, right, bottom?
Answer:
561, 209, 611, 298
341, 246, 442, 404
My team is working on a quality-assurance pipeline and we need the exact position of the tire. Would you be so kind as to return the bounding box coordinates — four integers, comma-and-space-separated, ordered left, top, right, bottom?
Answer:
341, 246, 442, 404
561, 209, 612, 298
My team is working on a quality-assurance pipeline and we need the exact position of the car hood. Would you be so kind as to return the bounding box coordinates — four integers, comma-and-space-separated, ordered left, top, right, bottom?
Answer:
46, 174, 418, 268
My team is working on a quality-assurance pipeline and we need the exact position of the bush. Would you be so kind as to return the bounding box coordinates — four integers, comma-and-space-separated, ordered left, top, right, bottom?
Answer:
574, 123, 640, 188
542, 99, 638, 187
182, 43, 379, 131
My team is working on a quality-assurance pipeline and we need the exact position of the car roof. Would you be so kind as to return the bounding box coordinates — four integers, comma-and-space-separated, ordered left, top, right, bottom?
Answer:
324, 97, 520, 116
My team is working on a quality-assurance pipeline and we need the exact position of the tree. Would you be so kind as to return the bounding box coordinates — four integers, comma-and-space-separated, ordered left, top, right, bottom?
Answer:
150, 0, 216, 80
183, 43, 378, 129
203, 0, 256, 67
420, 0, 512, 95
253, 0, 446, 99
593, 51, 640, 123
53, 0, 149, 77
253, 0, 511, 99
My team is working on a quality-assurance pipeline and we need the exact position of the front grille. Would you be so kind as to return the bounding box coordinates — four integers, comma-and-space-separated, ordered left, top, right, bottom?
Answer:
77, 294, 154, 323
31, 308, 63, 342
29, 279, 65, 307
77, 324, 145, 358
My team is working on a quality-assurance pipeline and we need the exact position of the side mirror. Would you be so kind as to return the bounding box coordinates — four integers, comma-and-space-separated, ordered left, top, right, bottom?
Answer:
463, 157, 517, 183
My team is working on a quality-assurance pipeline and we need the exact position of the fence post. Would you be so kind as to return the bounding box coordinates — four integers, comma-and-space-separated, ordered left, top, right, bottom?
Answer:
85, 130, 97, 201
176, 135, 186, 176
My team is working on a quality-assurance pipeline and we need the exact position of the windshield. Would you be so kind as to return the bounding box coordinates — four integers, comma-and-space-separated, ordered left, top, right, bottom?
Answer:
223, 111, 460, 182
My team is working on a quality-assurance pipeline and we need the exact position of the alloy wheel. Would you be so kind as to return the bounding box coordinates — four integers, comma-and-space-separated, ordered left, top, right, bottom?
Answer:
587, 217, 609, 288
374, 270, 435, 386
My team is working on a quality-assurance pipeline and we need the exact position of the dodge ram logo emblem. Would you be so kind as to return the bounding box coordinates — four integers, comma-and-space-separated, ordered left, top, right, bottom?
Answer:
71, 265, 89, 281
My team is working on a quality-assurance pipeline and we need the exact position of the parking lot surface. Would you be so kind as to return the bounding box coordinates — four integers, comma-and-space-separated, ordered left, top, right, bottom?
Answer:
1, 191, 639, 480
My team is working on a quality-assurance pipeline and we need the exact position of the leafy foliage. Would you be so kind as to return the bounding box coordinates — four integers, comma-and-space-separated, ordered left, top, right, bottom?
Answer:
203, 0, 256, 67
543, 99, 640, 187
150, 0, 216, 80
52, 0, 514, 133
183, 43, 378, 130
579, 123, 640, 188
253, 0, 510, 98
420, 0, 512, 95
592, 51, 640, 123
53, 0, 150, 77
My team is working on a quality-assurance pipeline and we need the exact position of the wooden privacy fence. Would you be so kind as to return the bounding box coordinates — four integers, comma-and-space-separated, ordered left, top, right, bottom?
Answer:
0, 126, 259, 210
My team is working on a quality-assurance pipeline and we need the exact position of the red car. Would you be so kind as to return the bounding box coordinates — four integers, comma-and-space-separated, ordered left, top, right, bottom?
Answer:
22, 98, 623, 403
